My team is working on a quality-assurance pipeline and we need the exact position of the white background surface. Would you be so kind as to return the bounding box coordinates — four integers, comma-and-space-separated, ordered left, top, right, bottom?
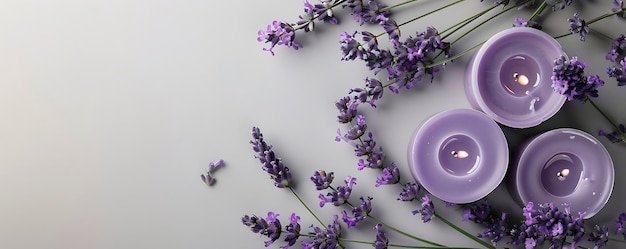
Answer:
1, 0, 625, 248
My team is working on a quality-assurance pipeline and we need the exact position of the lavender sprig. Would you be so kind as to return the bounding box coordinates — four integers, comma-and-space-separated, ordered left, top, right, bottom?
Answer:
200, 159, 225, 186
607, 58, 626, 86
568, 13, 589, 41
554, 8, 626, 39
241, 212, 285, 247
249, 127, 327, 229
251, 127, 293, 188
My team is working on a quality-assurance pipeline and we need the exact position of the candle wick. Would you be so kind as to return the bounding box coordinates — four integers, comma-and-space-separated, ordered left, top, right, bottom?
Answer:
556, 168, 570, 181
451, 150, 469, 159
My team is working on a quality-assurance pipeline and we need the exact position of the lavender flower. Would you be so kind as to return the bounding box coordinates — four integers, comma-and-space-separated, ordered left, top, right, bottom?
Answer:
349, 77, 384, 107
282, 213, 301, 249
546, 0, 573, 11
258, 21, 302, 56
250, 127, 293, 188
568, 13, 589, 41
357, 153, 384, 170
342, 196, 373, 228
462, 199, 491, 224
319, 176, 357, 207
478, 212, 508, 244
599, 123, 626, 143
354, 132, 376, 156
606, 34, 626, 62
513, 17, 541, 29
376, 15, 400, 41
589, 225, 608, 249
373, 224, 389, 249
397, 181, 420, 201
518, 202, 586, 248
241, 212, 283, 247
387, 27, 449, 94
311, 170, 335, 190
341, 114, 367, 140
301, 215, 342, 249
462, 200, 508, 244
552, 56, 604, 101
340, 31, 362, 61
607, 58, 626, 86
314, 0, 339, 24
616, 212, 626, 239
412, 194, 435, 223
343, 0, 391, 25
614, 0, 625, 18
353, 132, 386, 171
375, 162, 399, 187
200, 159, 224, 186
296, 0, 316, 32
335, 96, 359, 124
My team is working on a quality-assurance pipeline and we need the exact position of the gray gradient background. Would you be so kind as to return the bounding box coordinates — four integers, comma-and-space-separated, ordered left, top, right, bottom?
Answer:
0, 0, 625, 248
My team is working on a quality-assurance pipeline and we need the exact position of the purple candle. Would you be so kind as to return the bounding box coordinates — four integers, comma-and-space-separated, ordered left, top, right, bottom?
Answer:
512, 128, 614, 218
407, 109, 509, 203
465, 27, 567, 128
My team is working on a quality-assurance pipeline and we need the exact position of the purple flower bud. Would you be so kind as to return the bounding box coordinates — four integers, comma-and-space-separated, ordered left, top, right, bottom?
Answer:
310, 170, 335, 190
568, 13, 589, 41
412, 194, 435, 223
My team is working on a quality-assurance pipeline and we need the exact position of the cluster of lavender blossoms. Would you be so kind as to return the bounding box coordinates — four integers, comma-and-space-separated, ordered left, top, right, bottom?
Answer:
462, 199, 508, 244
257, 0, 392, 56
340, 26, 451, 95
242, 212, 302, 248
568, 13, 589, 41
463, 200, 620, 248
607, 34, 626, 86
251, 127, 293, 188
551, 55, 604, 102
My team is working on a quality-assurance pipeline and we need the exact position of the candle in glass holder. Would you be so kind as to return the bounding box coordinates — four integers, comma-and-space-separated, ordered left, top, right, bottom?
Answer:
465, 27, 567, 128
511, 128, 614, 218
407, 109, 509, 204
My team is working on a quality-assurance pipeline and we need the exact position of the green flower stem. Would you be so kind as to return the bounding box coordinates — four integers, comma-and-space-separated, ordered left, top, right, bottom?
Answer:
434, 213, 495, 249
440, 3, 501, 39
289, 187, 327, 227
450, 0, 530, 46
425, 0, 531, 68
426, 40, 485, 68
299, 233, 475, 248
554, 9, 626, 39
590, 28, 615, 41
380, 0, 424, 12
398, 0, 467, 28
528, 1, 547, 22
586, 97, 626, 143
293, 0, 348, 31
609, 237, 626, 244
367, 214, 447, 247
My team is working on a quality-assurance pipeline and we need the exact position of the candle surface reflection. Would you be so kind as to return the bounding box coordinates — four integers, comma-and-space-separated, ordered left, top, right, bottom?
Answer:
500, 55, 540, 96
540, 152, 583, 197
438, 135, 480, 176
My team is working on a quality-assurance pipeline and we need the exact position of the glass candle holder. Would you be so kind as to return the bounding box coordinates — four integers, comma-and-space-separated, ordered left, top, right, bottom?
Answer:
465, 27, 567, 128
407, 109, 509, 203
511, 128, 614, 219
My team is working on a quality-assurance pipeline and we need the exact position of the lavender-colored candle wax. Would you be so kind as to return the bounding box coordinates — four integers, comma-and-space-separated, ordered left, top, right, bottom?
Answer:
512, 128, 614, 219
407, 109, 509, 204
465, 27, 566, 128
